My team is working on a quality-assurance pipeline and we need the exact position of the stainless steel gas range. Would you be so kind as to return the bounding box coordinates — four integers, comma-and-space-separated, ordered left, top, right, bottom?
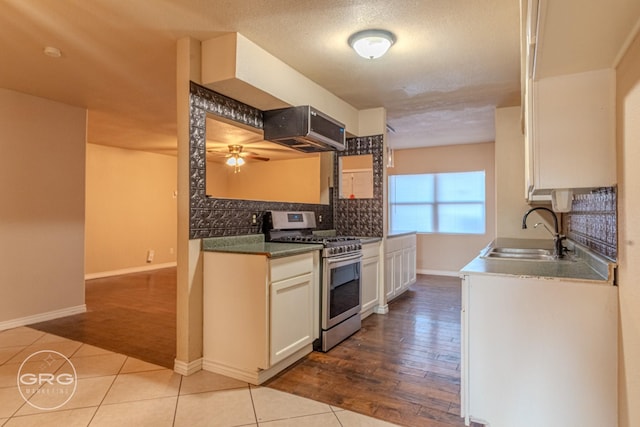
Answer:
264, 210, 362, 352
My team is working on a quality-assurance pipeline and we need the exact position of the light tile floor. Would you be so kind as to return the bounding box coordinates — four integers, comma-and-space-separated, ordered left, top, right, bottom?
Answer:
0, 327, 399, 427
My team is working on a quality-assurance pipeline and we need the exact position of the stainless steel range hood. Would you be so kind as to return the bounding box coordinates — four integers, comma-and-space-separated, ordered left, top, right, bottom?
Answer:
263, 106, 346, 153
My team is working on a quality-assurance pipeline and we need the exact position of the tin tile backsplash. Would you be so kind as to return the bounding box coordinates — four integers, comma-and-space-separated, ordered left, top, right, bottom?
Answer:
333, 135, 385, 237
189, 82, 333, 239
566, 187, 617, 260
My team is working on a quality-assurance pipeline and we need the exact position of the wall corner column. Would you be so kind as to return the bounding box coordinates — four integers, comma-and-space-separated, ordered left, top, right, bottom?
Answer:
175, 37, 204, 374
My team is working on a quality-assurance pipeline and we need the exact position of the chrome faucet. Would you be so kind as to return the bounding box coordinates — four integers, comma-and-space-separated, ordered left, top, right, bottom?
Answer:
521, 206, 566, 258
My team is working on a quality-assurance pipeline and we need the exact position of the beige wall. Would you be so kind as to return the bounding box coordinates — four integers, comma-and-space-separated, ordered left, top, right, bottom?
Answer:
206, 156, 321, 203
495, 106, 555, 239
388, 142, 496, 273
616, 31, 640, 427
201, 33, 360, 134
0, 88, 86, 326
176, 37, 204, 371
85, 144, 177, 276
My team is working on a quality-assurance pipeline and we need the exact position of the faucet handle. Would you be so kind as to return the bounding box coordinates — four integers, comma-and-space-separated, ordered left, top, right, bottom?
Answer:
534, 222, 556, 238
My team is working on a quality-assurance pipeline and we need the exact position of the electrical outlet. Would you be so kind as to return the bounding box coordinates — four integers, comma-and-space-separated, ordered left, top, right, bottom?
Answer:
251, 213, 258, 225
318, 214, 323, 223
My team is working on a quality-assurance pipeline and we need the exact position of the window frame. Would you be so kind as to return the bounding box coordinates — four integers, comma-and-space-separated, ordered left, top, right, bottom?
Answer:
388, 171, 486, 235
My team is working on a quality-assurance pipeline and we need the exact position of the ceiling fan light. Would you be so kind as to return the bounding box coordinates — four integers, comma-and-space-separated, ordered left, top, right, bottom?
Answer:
226, 157, 237, 166
236, 157, 245, 166
349, 29, 395, 59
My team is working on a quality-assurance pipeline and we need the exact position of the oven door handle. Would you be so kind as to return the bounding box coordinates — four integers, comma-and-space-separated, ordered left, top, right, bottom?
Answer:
325, 252, 363, 266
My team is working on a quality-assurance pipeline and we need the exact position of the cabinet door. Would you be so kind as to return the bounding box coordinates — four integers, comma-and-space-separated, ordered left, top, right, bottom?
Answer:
408, 246, 417, 284
532, 68, 615, 191
361, 255, 380, 313
384, 252, 395, 300
270, 272, 314, 365
393, 251, 403, 293
401, 248, 411, 289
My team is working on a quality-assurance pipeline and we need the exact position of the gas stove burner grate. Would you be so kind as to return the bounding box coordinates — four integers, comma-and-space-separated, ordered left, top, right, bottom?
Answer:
272, 235, 360, 247
263, 210, 362, 257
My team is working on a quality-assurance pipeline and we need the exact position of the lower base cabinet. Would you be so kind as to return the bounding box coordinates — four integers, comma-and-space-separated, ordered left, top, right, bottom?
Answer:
202, 251, 318, 385
360, 241, 381, 318
384, 233, 417, 302
460, 273, 617, 427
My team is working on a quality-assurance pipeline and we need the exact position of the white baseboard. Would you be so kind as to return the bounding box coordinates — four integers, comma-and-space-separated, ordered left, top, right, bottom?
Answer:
202, 345, 312, 385
85, 262, 177, 280
174, 358, 203, 376
417, 269, 460, 277
374, 304, 389, 314
0, 305, 87, 331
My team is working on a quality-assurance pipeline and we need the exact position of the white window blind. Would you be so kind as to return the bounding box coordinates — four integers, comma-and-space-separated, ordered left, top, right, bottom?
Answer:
389, 171, 486, 234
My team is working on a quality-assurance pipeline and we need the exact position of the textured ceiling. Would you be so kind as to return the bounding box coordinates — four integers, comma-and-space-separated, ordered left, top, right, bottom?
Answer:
0, 1, 637, 156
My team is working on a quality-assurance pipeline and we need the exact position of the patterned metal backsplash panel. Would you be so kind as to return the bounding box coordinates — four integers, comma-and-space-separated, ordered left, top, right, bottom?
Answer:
566, 187, 617, 260
333, 135, 385, 237
189, 82, 333, 239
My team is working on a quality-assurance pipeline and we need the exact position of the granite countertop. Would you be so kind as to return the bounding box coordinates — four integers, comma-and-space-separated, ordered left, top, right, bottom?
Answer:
202, 235, 322, 258
460, 238, 615, 284
358, 236, 382, 244
387, 231, 417, 238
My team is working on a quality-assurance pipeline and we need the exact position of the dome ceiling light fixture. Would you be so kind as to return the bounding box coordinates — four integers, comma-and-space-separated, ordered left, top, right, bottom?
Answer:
348, 29, 396, 59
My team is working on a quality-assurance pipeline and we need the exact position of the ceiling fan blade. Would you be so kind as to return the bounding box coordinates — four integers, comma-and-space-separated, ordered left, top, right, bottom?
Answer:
246, 155, 270, 161
206, 150, 231, 156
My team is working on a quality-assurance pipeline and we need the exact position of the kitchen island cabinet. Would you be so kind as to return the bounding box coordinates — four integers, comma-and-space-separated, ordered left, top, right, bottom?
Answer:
202, 250, 319, 385
460, 249, 617, 427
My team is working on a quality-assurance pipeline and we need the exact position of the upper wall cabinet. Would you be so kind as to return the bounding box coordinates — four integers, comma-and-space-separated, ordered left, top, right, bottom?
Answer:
520, 0, 628, 201
525, 68, 616, 199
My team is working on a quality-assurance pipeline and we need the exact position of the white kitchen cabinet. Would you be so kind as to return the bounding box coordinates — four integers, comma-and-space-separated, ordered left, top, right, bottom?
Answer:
384, 233, 417, 303
525, 68, 616, 199
202, 251, 318, 384
270, 261, 314, 365
460, 273, 617, 427
384, 251, 394, 301
392, 251, 403, 294
360, 240, 381, 318
401, 245, 416, 288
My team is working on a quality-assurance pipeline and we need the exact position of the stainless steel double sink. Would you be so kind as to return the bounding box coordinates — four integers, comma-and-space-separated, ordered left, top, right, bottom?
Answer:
482, 246, 575, 262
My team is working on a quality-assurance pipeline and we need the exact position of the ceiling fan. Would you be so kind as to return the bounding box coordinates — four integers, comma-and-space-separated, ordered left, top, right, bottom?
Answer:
206, 144, 270, 172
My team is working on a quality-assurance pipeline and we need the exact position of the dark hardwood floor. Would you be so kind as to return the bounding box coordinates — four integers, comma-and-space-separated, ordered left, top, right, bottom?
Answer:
267, 274, 473, 427
29, 269, 475, 427
29, 267, 176, 368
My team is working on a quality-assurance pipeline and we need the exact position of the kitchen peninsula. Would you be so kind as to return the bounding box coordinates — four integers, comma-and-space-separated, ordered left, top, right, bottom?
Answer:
202, 235, 321, 385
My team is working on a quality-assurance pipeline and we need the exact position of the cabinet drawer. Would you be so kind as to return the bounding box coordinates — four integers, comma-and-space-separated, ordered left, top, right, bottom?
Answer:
270, 252, 314, 283
362, 241, 380, 259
